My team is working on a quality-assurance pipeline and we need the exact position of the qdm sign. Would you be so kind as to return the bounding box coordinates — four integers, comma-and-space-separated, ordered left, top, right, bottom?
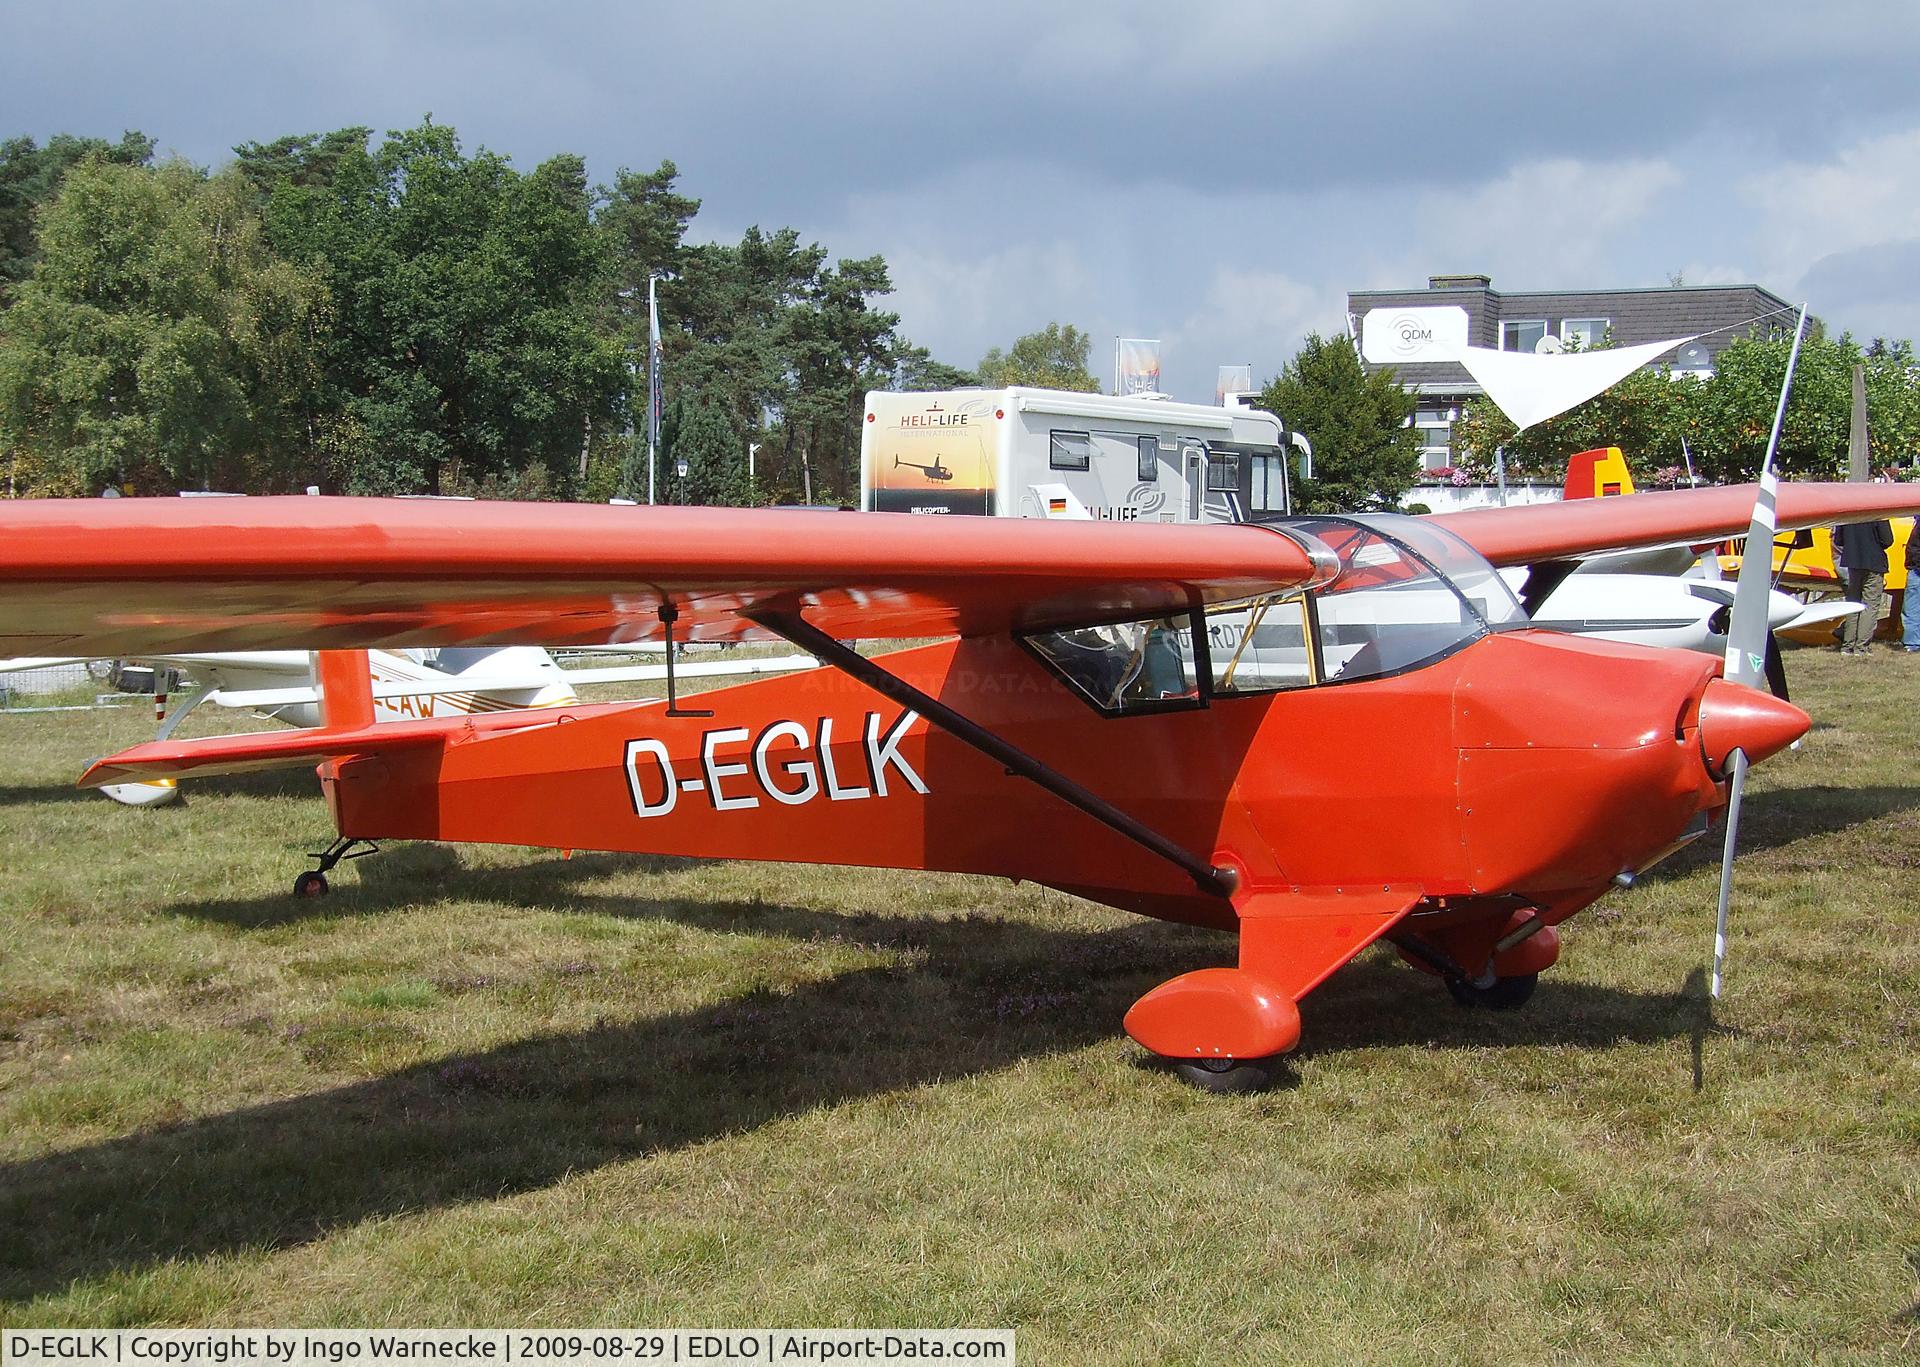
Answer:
1361, 306, 1469, 365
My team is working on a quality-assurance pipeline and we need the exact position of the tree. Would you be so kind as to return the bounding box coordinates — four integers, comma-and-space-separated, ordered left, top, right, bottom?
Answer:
661, 394, 748, 505
1257, 333, 1418, 512
658, 226, 913, 505
888, 345, 974, 390
256, 119, 623, 494
0, 156, 327, 496
1451, 364, 1697, 483
0, 130, 155, 302
231, 127, 371, 199
976, 322, 1099, 391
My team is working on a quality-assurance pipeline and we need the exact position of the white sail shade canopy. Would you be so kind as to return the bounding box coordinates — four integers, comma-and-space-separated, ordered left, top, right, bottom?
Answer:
1448, 336, 1695, 432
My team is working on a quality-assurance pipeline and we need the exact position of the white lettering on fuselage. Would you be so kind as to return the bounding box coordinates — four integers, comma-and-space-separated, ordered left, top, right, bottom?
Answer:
624, 711, 928, 819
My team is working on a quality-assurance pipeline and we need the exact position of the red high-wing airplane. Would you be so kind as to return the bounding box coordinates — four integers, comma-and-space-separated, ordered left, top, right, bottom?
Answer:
1, 485, 1914, 1090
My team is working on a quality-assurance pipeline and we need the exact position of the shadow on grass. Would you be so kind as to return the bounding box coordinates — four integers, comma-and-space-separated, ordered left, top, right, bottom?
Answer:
164, 849, 705, 929
0, 780, 102, 807
0, 891, 1700, 1304
1638, 783, 1920, 882
0, 766, 322, 809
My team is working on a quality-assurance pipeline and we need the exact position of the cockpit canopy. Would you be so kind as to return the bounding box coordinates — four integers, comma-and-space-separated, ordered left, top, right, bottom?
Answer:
1024, 514, 1525, 715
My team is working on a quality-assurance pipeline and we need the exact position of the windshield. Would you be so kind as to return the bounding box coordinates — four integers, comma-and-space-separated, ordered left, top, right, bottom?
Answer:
1275, 516, 1498, 682
1024, 514, 1518, 712
1349, 513, 1527, 627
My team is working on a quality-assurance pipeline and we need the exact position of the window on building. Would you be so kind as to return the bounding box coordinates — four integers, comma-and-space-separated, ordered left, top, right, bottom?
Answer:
1048, 430, 1090, 471
1412, 409, 1452, 470
1561, 317, 1609, 349
1501, 320, 1547, 353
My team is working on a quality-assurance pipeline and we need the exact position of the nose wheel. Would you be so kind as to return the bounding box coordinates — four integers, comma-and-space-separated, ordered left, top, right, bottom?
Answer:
1445, 972, 1538, 1010
293, 836, 378, 898
1173, 1055, 1287, 1094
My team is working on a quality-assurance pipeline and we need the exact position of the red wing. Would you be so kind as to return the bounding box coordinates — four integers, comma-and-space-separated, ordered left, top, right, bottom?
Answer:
0, 497, 1316, 657
1433, 482, 1920, 567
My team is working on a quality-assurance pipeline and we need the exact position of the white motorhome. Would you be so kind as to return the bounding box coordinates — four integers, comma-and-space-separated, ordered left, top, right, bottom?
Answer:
860, 387, 1310, 524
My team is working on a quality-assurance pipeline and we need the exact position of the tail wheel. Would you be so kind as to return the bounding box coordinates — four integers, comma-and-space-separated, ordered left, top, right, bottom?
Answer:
1446, 972, 1538, 1010
292, 870, 329, 899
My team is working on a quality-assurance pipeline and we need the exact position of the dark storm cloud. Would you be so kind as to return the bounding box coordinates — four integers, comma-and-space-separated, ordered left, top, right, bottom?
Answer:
5, 2, 1920, 395
6, 2, 1917, 210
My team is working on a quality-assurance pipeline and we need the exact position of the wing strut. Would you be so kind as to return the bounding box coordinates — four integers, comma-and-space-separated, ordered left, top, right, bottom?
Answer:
749, 611, 1239, 899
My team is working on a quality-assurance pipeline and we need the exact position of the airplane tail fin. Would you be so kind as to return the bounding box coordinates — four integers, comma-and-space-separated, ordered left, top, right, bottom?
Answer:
313, 649, 375, 730
82, 650, 424, 789
1563, 447, 1635, 500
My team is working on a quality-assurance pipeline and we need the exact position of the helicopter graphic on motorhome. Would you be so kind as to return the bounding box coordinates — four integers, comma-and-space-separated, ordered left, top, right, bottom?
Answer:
894, 454, 955, 482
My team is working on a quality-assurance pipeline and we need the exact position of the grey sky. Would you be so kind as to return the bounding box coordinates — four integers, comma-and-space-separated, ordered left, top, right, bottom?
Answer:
6, 1, 1919, 398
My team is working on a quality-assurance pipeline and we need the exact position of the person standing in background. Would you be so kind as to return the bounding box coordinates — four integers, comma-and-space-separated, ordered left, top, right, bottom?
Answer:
1904, 525, 1920, 652
1836, 518, 1895, 655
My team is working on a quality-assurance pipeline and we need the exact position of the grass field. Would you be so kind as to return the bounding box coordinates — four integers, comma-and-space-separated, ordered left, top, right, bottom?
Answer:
2, 649, 1917, 1362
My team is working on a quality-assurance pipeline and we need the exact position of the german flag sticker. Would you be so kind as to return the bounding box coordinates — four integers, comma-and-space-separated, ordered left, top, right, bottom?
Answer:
1048, 497, 1068, 514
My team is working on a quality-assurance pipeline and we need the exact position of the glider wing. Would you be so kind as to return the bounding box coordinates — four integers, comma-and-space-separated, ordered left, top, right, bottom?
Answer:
1434, 482, 1920, 567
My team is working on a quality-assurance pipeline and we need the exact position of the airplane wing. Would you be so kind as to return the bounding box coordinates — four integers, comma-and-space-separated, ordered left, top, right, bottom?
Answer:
0, 497, 1317, 658
1432, 482, 1920, 567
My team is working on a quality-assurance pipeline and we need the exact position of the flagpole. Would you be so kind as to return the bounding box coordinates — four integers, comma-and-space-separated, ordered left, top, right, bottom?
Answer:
646, 273, 659, 506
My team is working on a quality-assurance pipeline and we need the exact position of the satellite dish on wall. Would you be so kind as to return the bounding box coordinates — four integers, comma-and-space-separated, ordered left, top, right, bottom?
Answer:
1534, 334, 1567, 355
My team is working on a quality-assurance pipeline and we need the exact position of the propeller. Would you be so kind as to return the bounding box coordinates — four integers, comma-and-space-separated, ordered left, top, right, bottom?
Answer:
1710, 304, 1809, 998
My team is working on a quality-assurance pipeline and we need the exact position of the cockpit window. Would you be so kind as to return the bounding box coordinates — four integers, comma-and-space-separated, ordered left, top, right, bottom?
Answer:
1025, 613, 1205, 714
1024, 514, 1511, 711
1289, 517, 1488, 681
425, 647, 502, 675
1351, 513, 1527, 627
1205, 594, 1315, 695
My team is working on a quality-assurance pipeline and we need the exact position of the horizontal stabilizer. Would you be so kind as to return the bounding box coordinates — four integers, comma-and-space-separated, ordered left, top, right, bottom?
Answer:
78, 722, 446, 787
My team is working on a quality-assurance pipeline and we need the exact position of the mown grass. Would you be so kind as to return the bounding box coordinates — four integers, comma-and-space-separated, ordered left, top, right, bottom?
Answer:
1, 649, 1916, 1362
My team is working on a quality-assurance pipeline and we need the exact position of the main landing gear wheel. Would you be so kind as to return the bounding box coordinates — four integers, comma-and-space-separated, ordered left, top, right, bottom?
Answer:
1446, 972, 1538, 1010
1173, 1055, 1285, 1094
293, 870, 329, 898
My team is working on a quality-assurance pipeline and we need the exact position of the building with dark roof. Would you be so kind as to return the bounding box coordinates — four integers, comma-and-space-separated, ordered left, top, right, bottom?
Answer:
1347, 275, 1798, 471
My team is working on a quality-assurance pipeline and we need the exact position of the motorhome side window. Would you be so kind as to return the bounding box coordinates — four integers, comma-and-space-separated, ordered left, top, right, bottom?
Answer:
1206, 450, 1238, 491
1248, 454, 1286, 513
1049, 431, 1091, 471
1137, 436, 1158, 482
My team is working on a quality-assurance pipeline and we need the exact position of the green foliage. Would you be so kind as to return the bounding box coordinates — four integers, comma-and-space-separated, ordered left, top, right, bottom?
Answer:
661, 228, 913, 505
258, 120, 622, 494
661, 394, 748, 505
1452, 365, 1696, 482
1258, 332, 1419, 512
231, 128, 371, 199
0, 118, 976, 504
0, 157, 327, 495
0, 130, 154, 302
889, 345, 975, 390
1452, 332, 1920, 485
976, 322, 1099, 392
